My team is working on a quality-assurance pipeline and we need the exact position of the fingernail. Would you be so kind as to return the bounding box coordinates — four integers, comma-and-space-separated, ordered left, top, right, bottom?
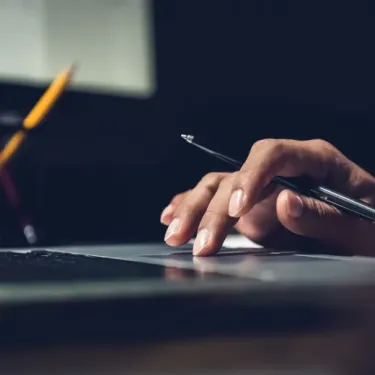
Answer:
287, 193, 303, 218
229, 189, 245, 217
160, 205, 173, 222
164, 218, 180, 241
193, 229, 211, 256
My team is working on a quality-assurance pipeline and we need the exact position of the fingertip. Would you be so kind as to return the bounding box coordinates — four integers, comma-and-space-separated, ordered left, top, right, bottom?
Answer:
276, 190, 304, 227
193, 229, 225, 257
165, 236, 183, 247
165, 232, 189, 247
160, 215, 171, 226
193, 246, 217, 257
164, 217, 181, 245
193, 229, 212, 256
164, 217, 194, 247
160, 205, 174, 225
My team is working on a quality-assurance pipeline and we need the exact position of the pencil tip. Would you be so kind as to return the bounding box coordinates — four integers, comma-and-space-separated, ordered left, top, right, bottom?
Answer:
181, 134, 194, 143
66, 62, 77, 76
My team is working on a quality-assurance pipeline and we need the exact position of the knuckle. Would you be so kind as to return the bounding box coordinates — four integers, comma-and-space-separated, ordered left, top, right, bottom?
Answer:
201, 172, 222, 186
204, 207, 224, 218
177, 201, 195, 215
199, 209, 226, 229
171, 191, 188, 204
314, 203, 327, 218
219, 173, 236, 187
199, 173, 225, 194
347, 171, 364, 190
270, 142, 286, 160
175, 200, 205, 219
233, 170, 251, 187
308, 198, 332, 218
307, 139, 340, 171
252, 138, 277, 152
309, 139, 333, 151
251, 138, 285, 157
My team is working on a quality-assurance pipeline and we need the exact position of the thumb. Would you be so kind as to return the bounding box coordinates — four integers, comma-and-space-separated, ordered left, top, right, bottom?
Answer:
276, 189, 362, 253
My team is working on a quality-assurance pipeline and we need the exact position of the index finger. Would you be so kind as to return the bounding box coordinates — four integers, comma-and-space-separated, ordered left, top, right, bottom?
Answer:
228, 139, 339, 218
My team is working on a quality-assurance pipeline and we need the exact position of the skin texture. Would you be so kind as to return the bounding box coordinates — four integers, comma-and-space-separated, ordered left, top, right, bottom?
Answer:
160, 139, 375, 257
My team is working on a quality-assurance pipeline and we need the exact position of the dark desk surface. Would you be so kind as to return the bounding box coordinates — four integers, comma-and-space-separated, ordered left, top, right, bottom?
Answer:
0, 288, 374, 374
0, 240, 374, 374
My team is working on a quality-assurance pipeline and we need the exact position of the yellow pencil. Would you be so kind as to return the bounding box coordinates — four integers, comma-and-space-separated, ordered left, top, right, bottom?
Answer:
0, 65, 75, 167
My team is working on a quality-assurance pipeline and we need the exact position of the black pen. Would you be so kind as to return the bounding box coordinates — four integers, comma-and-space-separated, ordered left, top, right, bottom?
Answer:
181, 134, 375, 223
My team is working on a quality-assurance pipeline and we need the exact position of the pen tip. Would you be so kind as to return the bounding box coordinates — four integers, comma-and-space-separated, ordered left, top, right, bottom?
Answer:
181, 134, 194, 143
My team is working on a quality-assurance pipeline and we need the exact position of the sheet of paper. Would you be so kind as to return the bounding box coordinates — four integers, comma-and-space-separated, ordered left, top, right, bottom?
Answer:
222, 234, 262, 248
190, 234, 262, 249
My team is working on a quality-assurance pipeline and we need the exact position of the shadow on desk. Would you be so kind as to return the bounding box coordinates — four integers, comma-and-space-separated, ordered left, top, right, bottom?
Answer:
0, 289, 373, 374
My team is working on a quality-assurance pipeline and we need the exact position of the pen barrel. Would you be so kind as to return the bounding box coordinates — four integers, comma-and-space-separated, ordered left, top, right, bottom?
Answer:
310, 186, 375, 223
273, 176, 375, 223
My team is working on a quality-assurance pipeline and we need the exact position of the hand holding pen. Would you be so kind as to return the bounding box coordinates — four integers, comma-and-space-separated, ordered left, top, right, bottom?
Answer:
161, 137, 375, 257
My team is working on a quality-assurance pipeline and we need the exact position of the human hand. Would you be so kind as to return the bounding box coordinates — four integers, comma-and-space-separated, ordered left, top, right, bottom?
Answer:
161, 139, 375, 256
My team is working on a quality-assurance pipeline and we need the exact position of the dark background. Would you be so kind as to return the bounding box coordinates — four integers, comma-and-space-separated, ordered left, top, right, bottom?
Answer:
0, 0, 373, 247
